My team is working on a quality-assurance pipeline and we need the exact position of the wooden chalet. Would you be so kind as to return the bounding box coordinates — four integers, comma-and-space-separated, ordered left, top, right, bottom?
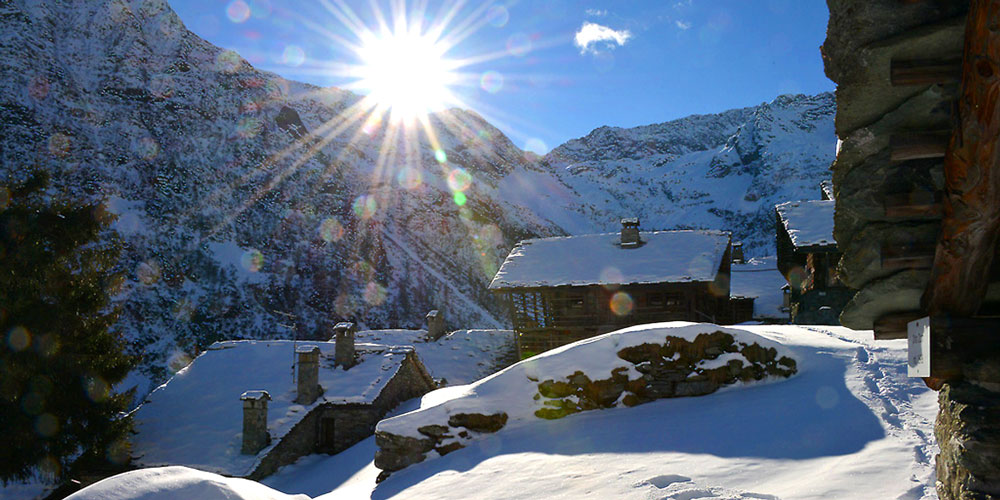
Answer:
774, 199, 853, 324
823, 1, 1000, 497
489, 220, 754, 357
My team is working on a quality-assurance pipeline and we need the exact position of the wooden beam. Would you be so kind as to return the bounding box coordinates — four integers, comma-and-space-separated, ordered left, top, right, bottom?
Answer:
891, 59, 962, 86
874, 311, 924, 340
882, 190, 943, 218
890, 133, 951, 162
924, 0, 1000, 317
880, 242, 937, 271
915, 315, 1000, 381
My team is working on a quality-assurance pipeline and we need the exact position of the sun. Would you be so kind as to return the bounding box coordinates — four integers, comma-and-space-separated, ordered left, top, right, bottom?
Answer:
355, 27, 459, 123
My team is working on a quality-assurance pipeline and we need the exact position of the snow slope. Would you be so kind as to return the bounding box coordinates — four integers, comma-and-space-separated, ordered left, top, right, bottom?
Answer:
65, 466, 307, 500
266, 324, 936, 500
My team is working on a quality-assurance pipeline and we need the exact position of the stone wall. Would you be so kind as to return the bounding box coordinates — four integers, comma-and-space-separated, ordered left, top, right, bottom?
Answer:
373, 351, 436, 416
935, 381, 1000, 500
535, 331, 796, 419
249, 352, 435, 480
374, 331, 796, 479
249, 403, 379, 480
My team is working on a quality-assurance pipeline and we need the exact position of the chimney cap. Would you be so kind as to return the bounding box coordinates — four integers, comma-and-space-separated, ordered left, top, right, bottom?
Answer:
426, 309, 440, 319
295, 344, 320, 354
241, 390, 271, 401
334, 322, 355, 331
621, 217, 639, 226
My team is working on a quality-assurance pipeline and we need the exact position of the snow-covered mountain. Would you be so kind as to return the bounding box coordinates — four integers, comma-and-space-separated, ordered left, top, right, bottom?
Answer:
0, 0, 836, 390
523, 92, 837, 254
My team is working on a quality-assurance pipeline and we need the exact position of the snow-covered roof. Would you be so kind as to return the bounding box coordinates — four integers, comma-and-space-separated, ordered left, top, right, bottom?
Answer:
775, 200, 836, 249
489, 230, 731, 290
133, 340, 412, 477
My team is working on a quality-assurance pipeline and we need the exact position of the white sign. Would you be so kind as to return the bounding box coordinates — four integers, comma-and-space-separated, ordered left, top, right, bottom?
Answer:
907, 316, 931, 377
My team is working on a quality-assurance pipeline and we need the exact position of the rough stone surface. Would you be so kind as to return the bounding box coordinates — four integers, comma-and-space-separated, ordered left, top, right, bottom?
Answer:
241, 394, 270, 455
935, 381, 1000, 500
249, 351, 435, 480
839, 270, 929, 330
447, 412, 509, 433
834, 150, 945, 247
536, 331, 796, 419
373, 332, 796, 479
838, 222, 941, 290
374, 411, 509, 481
823, 0, 967, 87
295, 346, 322, 405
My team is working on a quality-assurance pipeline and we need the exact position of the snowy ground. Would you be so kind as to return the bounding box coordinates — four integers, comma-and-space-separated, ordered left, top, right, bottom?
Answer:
60, 324, 941, 499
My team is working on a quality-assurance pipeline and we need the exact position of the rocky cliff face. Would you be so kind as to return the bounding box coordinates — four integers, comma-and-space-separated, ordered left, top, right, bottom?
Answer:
0, 0, 836, 391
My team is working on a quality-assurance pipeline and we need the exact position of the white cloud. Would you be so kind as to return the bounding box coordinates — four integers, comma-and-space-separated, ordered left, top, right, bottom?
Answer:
573, 22, 632, 55
675, 19, 692, 30
585, 8, 607, 17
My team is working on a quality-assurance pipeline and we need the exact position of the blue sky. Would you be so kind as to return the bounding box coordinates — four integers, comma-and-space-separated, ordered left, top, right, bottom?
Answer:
166, 0, 833, 153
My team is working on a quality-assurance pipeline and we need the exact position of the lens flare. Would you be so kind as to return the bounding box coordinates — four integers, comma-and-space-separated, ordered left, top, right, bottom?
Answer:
480, 71, 503, 93
320, 218, 344, 242
453, 191, 467, 206
281, 45, 306, 66
363, 281, 387, 305
137, 260, 161, 285
486, 5, 509, 27
506, 33, 532, 56
447, 168, 473, 192
610, 291, 634, 316
35, 413, 59, 437
396, 168, 423, 190
352, 195, 378, 219
48, 133, 70, 157
226, 0, 251, 23
434, 149, 448, 164
7, 326, 31, 352
215, 50, 241, 72
84, 376, 109, 402
241, 249, 264, 272
29, 75, 50, 100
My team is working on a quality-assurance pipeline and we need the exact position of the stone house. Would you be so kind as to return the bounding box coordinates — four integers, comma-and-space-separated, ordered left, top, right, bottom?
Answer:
774, 199, 854, 324
132, 322, 435, 480
489, 220, 754, 357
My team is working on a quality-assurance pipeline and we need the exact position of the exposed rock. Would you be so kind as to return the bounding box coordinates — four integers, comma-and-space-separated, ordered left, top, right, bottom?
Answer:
535, 332, 796, 419
935, 382, 1000, 499
447, 412, 508, 433
838, 222, 941, 289
834, 150, 944, 247
839, 270, 929, 330
373, 431, 435, 474
376, 412, 509, 480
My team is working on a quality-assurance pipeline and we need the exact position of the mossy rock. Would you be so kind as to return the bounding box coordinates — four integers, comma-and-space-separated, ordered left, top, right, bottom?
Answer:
447, 412, 508, 433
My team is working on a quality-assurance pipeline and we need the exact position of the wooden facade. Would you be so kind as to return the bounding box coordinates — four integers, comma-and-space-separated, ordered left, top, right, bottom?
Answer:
491, 229, 754, 357
775, 202, 853, 325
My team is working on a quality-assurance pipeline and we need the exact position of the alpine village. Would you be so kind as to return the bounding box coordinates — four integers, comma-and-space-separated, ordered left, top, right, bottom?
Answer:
1, 1, 998, 500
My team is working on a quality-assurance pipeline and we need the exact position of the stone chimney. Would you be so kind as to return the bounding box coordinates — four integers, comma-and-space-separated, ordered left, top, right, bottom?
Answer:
333, 322, 356, 368
425, 310, 445, 341
732, 242, 745, 264
240, 390, 271, 454
620, 218, 640, 247
295, 345, 322, 404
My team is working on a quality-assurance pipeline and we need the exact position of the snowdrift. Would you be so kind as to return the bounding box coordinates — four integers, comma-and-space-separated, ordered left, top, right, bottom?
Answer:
65, 466, 307, 500
374, 322, 800, 476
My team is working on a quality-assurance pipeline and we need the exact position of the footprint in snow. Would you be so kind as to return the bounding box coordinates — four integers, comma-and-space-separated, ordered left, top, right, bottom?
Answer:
642, 476, 780, 500
645, 474, 692, 488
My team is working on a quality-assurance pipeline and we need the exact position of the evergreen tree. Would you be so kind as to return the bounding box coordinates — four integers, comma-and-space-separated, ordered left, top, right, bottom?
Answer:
0, 173, 136, 484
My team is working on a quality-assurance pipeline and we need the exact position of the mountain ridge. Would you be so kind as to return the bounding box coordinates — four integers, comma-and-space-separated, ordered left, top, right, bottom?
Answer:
0, 0, 836, 393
